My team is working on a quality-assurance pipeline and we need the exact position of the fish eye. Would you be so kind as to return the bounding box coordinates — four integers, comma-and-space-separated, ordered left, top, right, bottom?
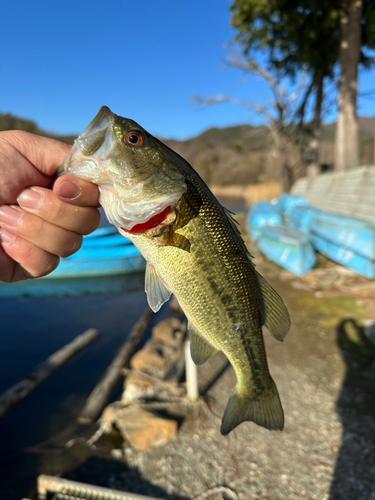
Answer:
125, 131, 143, 146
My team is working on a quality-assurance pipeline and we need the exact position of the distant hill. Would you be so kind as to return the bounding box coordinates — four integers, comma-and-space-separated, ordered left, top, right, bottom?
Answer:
358, 116, 375, 135
0, 113, 77, 145
1, 112, 374, 185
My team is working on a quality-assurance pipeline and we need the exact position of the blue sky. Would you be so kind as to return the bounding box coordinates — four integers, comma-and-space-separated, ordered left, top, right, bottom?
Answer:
1, 1, 375, 140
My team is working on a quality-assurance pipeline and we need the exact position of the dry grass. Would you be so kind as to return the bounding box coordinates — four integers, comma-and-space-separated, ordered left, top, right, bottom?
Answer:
210, 180, 283, 208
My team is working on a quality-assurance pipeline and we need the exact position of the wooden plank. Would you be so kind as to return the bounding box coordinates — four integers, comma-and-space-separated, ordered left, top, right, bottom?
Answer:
0, 328, 99, 418
38, 474, 163, 500
78, 307, 154, 424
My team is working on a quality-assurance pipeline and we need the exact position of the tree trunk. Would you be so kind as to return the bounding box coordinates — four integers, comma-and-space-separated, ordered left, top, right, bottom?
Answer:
307, 72, 324, 179
334, 0, 363, 171
280, 149, 292, 192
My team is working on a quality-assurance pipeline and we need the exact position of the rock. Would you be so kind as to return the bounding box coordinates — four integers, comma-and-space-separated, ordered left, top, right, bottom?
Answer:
122, 370, 156, 402
114, 405, 178, 450
152, 317, 182, 343
121, 384, 155, 403
130, 346, 170, 373
100, 401, 125, 426
144, 338, 176, 358
110, 448, 123, 460
124, 370, 155, 389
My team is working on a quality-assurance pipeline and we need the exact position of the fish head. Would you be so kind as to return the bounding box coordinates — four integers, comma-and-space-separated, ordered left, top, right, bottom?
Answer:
61, 106, 187, 231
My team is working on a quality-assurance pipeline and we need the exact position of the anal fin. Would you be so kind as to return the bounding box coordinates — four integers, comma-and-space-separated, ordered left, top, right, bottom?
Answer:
189, 323, 218, 366
145, 262, 171, 312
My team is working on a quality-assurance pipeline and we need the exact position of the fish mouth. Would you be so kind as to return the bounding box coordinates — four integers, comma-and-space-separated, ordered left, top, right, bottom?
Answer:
59, 106, 117, 181
101, 186, 181, 232
74, 106, 114, 156
82, 106, 113, 135
120, 205, 172, 234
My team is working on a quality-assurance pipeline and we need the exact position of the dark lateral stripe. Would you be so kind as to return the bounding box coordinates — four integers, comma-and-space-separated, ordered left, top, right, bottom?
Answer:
238, 325, 266, 395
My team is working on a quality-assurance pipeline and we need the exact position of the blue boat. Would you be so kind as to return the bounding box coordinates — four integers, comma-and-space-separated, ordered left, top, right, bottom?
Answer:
0, 226, 146, 298
287, 204, 322, 235
247, 201, 282, 239
310, 234, 375, 279
276, 193, 306, 216
43, 241, 145, 279
84, 226, 119, 238
81, 233, 131, 249
310, 212, 375, 261
0, 272, 144, 299
258, 226, 317, 277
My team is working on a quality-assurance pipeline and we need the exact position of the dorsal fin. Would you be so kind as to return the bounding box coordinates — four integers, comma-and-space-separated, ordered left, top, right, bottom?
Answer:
222, 206, 255, 261
256, 271, 291, 342
145, 262, 171, 312
189, 322, 218, 366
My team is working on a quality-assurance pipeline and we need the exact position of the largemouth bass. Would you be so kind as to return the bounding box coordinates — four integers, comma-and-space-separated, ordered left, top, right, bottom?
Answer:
61, 106, 290, 435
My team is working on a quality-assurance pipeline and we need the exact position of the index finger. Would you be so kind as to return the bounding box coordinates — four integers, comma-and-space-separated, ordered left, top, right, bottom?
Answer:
1, 130, 71, 176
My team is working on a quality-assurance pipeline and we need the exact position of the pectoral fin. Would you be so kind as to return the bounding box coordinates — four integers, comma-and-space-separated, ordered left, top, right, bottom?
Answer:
189, 323, 218, 366
256, 271, 291, 342
145, 262, 171, 312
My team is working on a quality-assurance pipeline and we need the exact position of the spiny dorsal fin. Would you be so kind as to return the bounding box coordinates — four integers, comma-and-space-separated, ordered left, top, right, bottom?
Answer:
189, 322, 218, 366
145, 262, 171, 312
256, 271, 291, 342
222, 206, 255, 261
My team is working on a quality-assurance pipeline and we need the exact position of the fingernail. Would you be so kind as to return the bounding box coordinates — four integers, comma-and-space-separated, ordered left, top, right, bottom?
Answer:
18, 188, 44, 210
55, 180, 81, 200
0, 205, 23, 227
0, 228, 16, 245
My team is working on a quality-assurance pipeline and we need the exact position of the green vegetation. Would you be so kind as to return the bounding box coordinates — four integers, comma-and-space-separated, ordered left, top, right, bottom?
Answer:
300, 294, 366, 329
229, 0, 375, 172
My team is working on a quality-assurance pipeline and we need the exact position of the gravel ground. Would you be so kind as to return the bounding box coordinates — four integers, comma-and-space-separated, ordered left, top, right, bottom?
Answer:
60, 257, 375, 500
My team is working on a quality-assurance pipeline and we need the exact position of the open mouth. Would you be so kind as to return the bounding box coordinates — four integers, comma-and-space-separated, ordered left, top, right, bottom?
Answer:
121, 205, 171, 234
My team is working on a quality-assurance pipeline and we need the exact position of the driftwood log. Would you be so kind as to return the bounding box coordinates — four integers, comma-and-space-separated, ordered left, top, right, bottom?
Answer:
78, 307, 154, 424
0, 328, 99, 418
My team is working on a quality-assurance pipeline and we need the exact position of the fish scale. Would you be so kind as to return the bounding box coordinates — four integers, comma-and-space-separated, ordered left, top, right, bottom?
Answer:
61, 106, 291, 435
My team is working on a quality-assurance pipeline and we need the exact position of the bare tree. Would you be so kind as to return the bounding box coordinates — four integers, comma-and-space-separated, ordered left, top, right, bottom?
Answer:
195, 57, 315, 191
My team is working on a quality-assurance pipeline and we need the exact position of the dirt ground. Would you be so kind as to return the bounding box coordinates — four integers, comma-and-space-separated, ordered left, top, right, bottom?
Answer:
34, 244, 375, 500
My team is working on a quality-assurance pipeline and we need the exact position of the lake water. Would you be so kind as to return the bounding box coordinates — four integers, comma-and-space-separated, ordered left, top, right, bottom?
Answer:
0, 283, 177, 499
0, 199, 246, 499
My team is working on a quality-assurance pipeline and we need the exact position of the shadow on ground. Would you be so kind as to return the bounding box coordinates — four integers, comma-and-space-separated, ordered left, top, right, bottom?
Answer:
63, 456, 190, 500
21, 421, 189, 500
330, 319, 375, 500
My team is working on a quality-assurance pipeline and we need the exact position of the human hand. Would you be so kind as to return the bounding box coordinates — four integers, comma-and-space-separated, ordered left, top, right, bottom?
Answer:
0, 131, 100, 282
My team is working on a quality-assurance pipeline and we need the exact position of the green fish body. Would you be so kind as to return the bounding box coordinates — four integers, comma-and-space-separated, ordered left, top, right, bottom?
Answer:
61, 106, 290, 434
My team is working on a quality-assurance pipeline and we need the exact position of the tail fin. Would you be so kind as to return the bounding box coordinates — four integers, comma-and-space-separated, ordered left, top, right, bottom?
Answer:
220, 381, 284, 435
